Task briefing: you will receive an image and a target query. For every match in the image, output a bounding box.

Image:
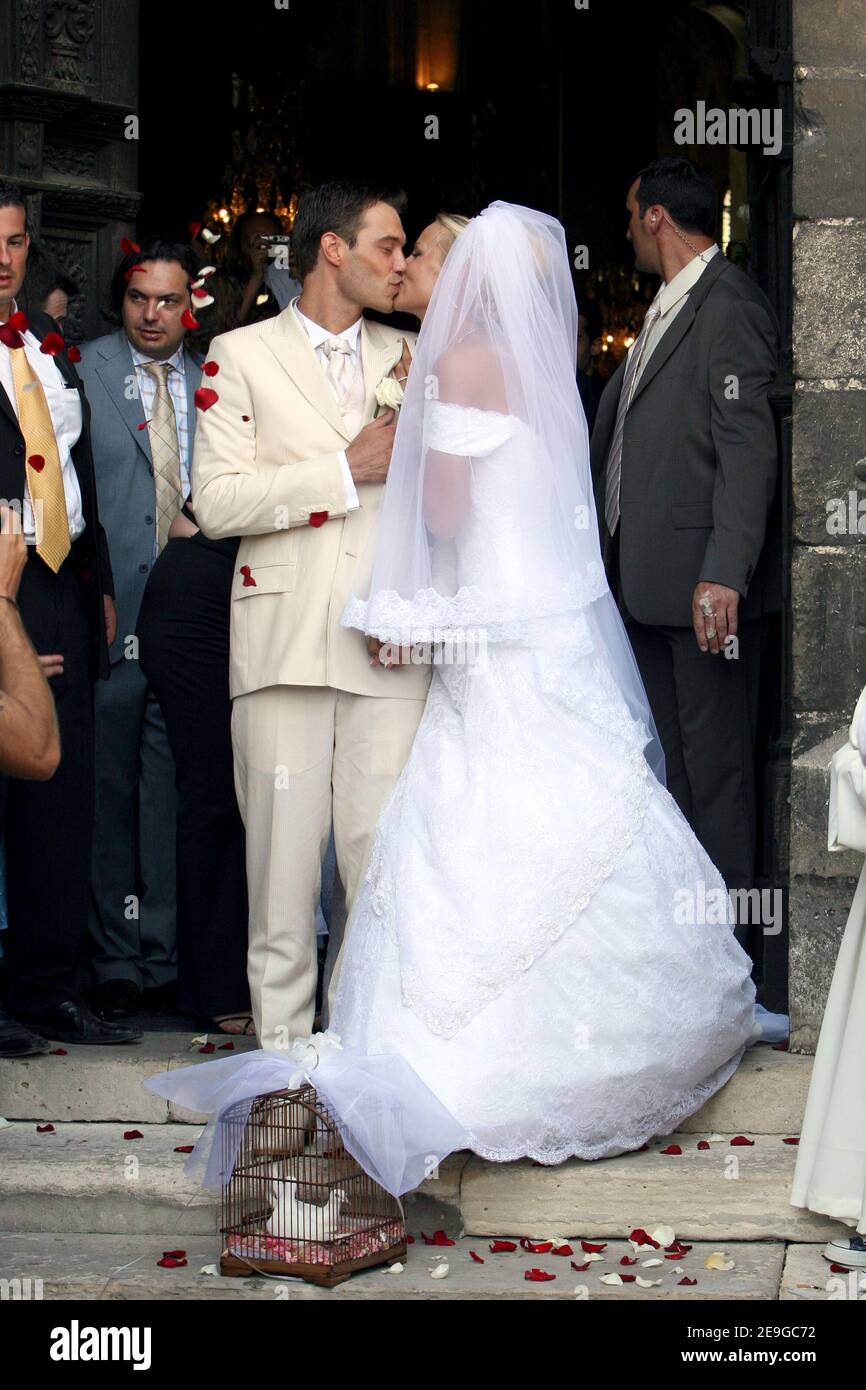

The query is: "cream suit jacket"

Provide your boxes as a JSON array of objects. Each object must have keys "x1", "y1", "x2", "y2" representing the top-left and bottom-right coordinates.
[{"x1": 191, "y1": 300, "x2": 430, "y2": 700}]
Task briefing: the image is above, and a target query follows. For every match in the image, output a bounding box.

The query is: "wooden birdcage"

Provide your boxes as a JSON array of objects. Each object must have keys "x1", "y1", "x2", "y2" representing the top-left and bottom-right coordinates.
[{"x1": 219, "y1": 1083, "x2": 407, "y2": 1287}]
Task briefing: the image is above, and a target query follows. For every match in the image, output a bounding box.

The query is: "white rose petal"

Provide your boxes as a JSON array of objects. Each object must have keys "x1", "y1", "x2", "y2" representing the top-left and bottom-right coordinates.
[
  {"x1": 201, "y1": 228, "x2": 221, "y2": 245},
  {"x1": 199, "y1": 1264, "x2": 220, "y2": 1277},
  {"x1": 0, "y1": 1117, "x2": 10, "y2": 1129},
  {"x1": 630, "y1": 1241, "x2": 658, "y2": 1253},
  {"x1": 706, "y1": 1134, "x2": 726, "y2": 1143},
  {"x1": 636, "y1": 1276, "x2": 662, "y2": 1288},
  {"x1": 431, "y1": 1263, "x2": 449, "y2": 1280},
  {"x1": 641, "y1": 1258, "x2": 664, "y2": 1267},
  {"x1": 192, "y1": 293, "x2": 215, "y2": 310},
  {"x1": 583, "y1": 1251, "x2": 605, "y2": 1262},
  {"x1": 705, "y1": 1251, "x2": 736, "y2": 1271},
  {"x1": 650, "y1": 1225, "x2": 676, "y2": 1249},
  {"x1": 384, "y1": 1262, "x2": 404, "y2": 1274},
  {"x1": 599, "y1": 1273, "x2": 623, "y2": 1285},
  {"x1": 189, "y1": 1034, "x2": 209, "y2": 1048}
]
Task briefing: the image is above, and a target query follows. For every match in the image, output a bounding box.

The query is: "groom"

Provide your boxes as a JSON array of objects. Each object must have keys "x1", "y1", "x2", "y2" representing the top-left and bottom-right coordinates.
[{"x1": 192, "y1": 181, "x2": 430, "y2": 1051}]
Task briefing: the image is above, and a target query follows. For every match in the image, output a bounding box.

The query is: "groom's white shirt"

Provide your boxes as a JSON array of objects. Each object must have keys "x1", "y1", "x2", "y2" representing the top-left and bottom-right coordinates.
[{"x1": 294, "y1": 303, "x2": 361, "y2": 513}]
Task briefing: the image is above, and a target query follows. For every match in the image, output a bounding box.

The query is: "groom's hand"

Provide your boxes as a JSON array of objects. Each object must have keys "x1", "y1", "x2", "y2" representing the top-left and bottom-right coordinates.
[{"x1": 346, "y1": 411, "x2": 396, "y2": 486}]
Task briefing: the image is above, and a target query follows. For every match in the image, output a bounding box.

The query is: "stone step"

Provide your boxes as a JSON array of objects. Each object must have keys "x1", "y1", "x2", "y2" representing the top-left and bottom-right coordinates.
[
  {"x1": 0, "y1": 1232, "x2": 794, "y2": 1300},
  {"x1": 1, "y1": 1119, "x2": 836, "y2": 1245},
  {"x1": 455, "y1": 1136, "x2": 840, "y2": 1243},
  {"x1": 0, "y1": 1034, "x2": 811, "y2": 1130}
]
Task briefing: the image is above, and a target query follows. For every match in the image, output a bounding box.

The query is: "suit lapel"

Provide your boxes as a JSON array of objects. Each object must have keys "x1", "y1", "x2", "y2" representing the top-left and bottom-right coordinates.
[
  {"x1": 265, "y1": 300, "x2": 351, "y2": 442},
  {"x1": 0, "y1": 377, "x2": 17, "y2": 431},
  {"x1": 184, "y1": 347, "x2": 202, "y2": 447},
  {"x1": 629, "y1": 253, "x2": 731, "y2": 407},
  {"x1": 361, "y1": 319, "x2": 403, "y2": 421},
  {"x1": 94, "y1": 332, "x2": 152, "y2": 465}
]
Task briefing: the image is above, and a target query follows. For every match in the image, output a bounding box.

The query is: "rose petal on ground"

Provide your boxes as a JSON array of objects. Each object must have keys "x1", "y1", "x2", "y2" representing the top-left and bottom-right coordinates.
[
  {"x1": 430, "y1": 1263, "x2": 449, "y2": 1279},
  {"x1": 469, "y1": 1250, "x2": 484, "y2": 1264},
  {"x1": 489, "y1": 1240, "x2": 517, "y2": 1253},
  {"x1": 706, "y1": 1134, "x2": 726, "y2": 1143},
  {"x1": 730, "y1": 1136, "x2": 754, "y2": 1146},
  {"x1": 641, "y1": 1258, "x2": 664, "y2": 1267},
  {"x1": 629, "y1": 1228, "x2": 660, "y2": 1248},
  {"x1": 570, "y1": 1261, "x2": 590, "y2": 1272},
  {"x1": 620, "y1": 1256, "x2": 638, "y2": 1266},
  {"x1": 198, "y1": 1042, "x2": 215, "y2": 1053},
  {"x1": 829, "y1": 1263, "x2": 853, "y2": 1273},
  {"x1": 123, "y1": 1130, "x2": 143, "y2": 1140},
  {"x1": 36, "y1": 1124, "x2": 55, "y2": 1133},
  {"x1": 697, "y1": 1140, "x2": 711, "y2": 1150},
  {"x1": 174, "y1": 1145, "x2": 195, "y2": 1153},
  {"x1": 384, "y1": 1262, "x2": 404, "y2": 1274},
  {"x1": 678, "y1": 1277, "x2": 698, "y2": 1286},
  {"x1": 551, "y1": 1245, "x2": 574, "y2": 1256},
  {"x1": 525, "y1": 1269, "x2": 555, "y2": 1282},
  {"x1": 218, "y1": 1041, "x2": 235, "y2": 1050},
  {"x1": 636, "y1": 1276, "x2": 662, "y2": 1288},
  {"x1": 705, "y1": 1252, "x2": 735, "y2": 1271},
  {"x1": 582, "y1": 1252, "x2": 606, "y2": 1263},
  {"x1": 421, "y1": 1230, "x2": 454, "y2": 1246},
  {"x1": 651, "y1": 1226, "x2": 676, "y2": 1248},
  {"x1": 661, "y1": 1144, "x2": 682, "y2": 1155},
  {"x1": 783, "y1": 1137, "x2": 800, "y2": 1145},
  {"x1": 521, "y1": 1238, "x2": 554, "y2": 1254},
  {"x1": 581, "y1": 1240, "x2": 607, "y2": 1252},
  {"x1": 48, "y1": 1048, "x2": 68, "y2": 1056},
  {"x1": 157, "y1": 1257, "x2": 187, "y2": 1268},
  {"x1": 599, "y1": 1273, "x2": 623, "y2": 1285}
]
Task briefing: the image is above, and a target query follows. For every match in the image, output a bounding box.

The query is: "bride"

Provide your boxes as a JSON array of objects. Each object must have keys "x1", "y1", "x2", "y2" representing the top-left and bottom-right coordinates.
[{"x1": 330, "y1": 201, "x2": 762, "y2": 1164}]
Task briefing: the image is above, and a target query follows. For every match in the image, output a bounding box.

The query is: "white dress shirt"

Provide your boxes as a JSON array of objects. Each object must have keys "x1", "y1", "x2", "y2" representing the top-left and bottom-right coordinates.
[
  {"x1": 295, "y1": 304, "x2": 360, "y2": 512},
  {"x1": 632, "y1": 244, "x2": 720, "y2": 389},
  {"x1": 0, "y1": 302, "x2": 85, "y2": 541}
]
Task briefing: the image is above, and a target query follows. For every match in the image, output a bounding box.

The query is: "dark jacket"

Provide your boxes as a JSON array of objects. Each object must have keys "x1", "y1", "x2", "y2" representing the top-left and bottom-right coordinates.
[
  {"x1": 590, "y1": 254, "x2": 781, "y2": 628},
  {"x1": 0, "y1": 309, "x2": 114, "y2": 679}
]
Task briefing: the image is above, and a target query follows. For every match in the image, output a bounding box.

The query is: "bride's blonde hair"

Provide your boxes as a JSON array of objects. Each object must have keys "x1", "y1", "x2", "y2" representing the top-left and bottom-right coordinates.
[{"x1": 434, "y1": 212, "x2": 471, "y2": 260}]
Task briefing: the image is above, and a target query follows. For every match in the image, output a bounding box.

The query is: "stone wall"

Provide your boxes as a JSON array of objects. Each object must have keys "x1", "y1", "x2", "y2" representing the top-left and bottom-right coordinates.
[
  {"x1": 788, "y1": 0, "x2": 866, "y2": 1050},
  {"x1": 0, "y1": 0, "x2": 141, "y2": 340}
]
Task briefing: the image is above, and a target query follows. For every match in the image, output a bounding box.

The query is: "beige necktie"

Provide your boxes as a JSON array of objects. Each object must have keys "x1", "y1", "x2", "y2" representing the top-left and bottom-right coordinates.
[
  {"x1": 603, "y1": 304, "x2": 661, "y2": 536},
  {"x1": 9, "y1": 344, "x2": 71, "y2": 572},
  {"x1": 322, "y1": 337, "x2": 365, "y2": 437},
  {"x1": 143, "y1": 362, "x2": 183, "y2": 553}
]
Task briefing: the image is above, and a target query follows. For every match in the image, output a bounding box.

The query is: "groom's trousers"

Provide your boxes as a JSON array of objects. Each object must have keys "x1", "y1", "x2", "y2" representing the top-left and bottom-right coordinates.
[{"x1": 231, "y1": 683, "x2": 425, "y2": 1051}]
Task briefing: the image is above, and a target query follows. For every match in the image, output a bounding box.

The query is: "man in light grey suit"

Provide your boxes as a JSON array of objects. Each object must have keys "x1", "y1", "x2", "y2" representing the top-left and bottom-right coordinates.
[{"x1": 77, "y1": 237, "x2": 203, "y2": 1018}]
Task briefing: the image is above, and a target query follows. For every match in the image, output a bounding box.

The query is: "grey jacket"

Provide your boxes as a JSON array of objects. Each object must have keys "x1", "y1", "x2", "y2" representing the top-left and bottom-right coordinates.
[
  {"x1": 590, "y1": 254, "x2": 781, "y2": 627},
  {"x1": 76, "y1": 331, "x2": 202, "y2": 663}
]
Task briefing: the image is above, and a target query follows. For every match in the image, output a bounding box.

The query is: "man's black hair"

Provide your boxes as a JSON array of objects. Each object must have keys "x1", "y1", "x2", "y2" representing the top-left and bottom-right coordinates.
[
  {"x1": 291, "y1": 180, "x2": 408, "y2": 282},
  {"x1": 107, "y1": 236, "x2": 201, "y2": 322},
  {"x1": 632, "y1": 157, "x2": 718, "y2": 239}
]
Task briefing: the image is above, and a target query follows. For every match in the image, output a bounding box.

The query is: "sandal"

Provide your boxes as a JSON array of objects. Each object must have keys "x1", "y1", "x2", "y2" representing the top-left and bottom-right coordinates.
[{"x1": 212, "y1": 1013, "x2": 256, "y2": 1036}]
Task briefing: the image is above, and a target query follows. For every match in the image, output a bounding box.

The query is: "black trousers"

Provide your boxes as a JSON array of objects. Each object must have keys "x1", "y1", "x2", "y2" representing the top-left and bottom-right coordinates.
[
  {"x1": 137, "y1": 533, "x2": 250, "y2": 1019},
  {"x1": 0, "y1": 553, "x2": 94, "y2": 1017}
]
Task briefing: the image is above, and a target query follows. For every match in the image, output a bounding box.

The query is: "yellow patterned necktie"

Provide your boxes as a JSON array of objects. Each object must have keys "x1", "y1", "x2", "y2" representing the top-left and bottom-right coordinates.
[
  {"x1": 143, "y1": 361, "x2": 183, "y2": 553},
  {"x1": 9, "y1": 343, "x2": 71, "y2": 572}
]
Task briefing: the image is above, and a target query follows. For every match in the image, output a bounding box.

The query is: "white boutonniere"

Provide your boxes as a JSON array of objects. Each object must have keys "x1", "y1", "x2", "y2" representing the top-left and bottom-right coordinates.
[{"x1": 374, "y1": 374, "x2": 405, "y2": 416}]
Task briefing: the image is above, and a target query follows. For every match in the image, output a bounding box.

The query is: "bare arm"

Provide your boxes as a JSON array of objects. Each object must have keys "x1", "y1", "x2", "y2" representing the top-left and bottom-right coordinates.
[{"x1": 0, "y1": 516, "x2": 61, "y2": 780}]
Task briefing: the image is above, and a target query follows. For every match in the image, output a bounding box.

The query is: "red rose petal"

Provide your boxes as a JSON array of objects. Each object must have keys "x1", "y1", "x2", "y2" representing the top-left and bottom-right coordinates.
[
  {"x1": 121, "y1": 237, "x2": 141, "y2": 255},
  {"x1": 551, "y1": 1245, "x2": 574, "y2": 1257},
  {"x1": 0, "y1": 325, "x2": 24, "y2": 349},
  {"x1": 661, "y1": 1144, "x2": 683, "y2": 1155},
  {"x1": 198, "y1": 1042, "x2": 215, "y2": 1053},
  {"x1": 697, "y1": 1140, "x2": 711, "y2": 1150},
  {"x1": 628, "y1": 1228, "x2": 660, "y2": 1248},
  {"x1": 9, "y1": 309, "x2": 29, "y2": 332},
  {"x1": 194, "y1": 387, "x2": 219, "y2": 412},
  {"x1": 202, "y1": 360, "x2": 220, "y2": 376},
  {"x1": 469, "y1": 1250, "x2": 484, "y2": 1264},
  {"x1": 783, "y1": 1137, "x2": 800, "y2": 1145},
  {"x1": 137, "y1": 421, "x2": 150, "y2": 431},
  {"x1": 581, "y1": 1240, "x2": 607, "y2": 1253},
  {"x1": 520, "y1": 1238, "x2": 554, "y2": 1254},
  {"x1": 241, "y1": 415, "x2": 251, "y2": 422},
  {"x1": 174, "y1": 1145, "x2": 195, "y2": 1154},
  {"x1": 489, "y1": 1240, "x2": 517, "y2": 1253},
  {"x1": 570, "y1": 1261, "x2": 590, "y2": 1272},
  {"x1": 666, "y1": 1241, "x2": 693, "y2": 1254},
  {"x1": 123, "y1": 1130, "x2": 143, "y2": 1140},
  {"x1": 636, "y1": 1143, "x2": 650, "y2": 1152},
  {"x1": 620, "y1": 1256, "x2": 638, "y2": 1265},
  {"x1": 163, "y1": 1249, "x2": 186, "y2": 1260},
  {"x1": 192, "y1": 286, "x2": 210, "y2": 299},
  {"x1": 218, "y1": 1041, "x2": 235, "y2": 1050},
  {"x1": 40, "y1": 331, "x2": 65, "y2": 356},
  {"x1": 181, "y1": 309, "x2": 200, "y2": 330},
  {"x1": 240, "y1": 565, "x2": 256, "y2": 588},
  {"x1": 188, "y1": 222, "x2": 203, "y2": 239},
  {"x1": 124, "y1": 266, "x2": 147, "y2": 282},
  {"x1": 28, "y1": 455, "x2": 45, "y2": 472},
  {"x1": 730, "y1": 1136, "x2": 754, "y2": 1146},
  {"x1": 524, "y1": 1268, "x2": 555, "y2": 1282},
  {"x1": 405, "y1": 1235, "x2": 415, "y2": 1244},
  {"x1": 49, "y1": 1048, "x2": 68, "y2": 1056},
  {"x1": 772, "y1": 1040, "x2": 789, "y2": 1051},
  {"x1": 665, "y1": 1251, "x2": 686, "y2": 1260},
  {"x1": 157, "y1": 1257, "x2": 188, "y2": 1268},
  {"x1": 620, "y1": 1274, "x2": 636, "y2": 1282},
  {"x1": 829, "y1": 1263, "x2": 853, "y2": 1273},
  {"x1": 678, "y1": 1276, "x2": 698, "y2": 1285},
  {"x1": 36, "y1": 1124, "x2": 55, "y2": 1133},
  {"x1": 420, "y1": 1230, "x2": 454, "y2": 1247},
  {"x1": 309, "y1": 510, "x2": 329, "y2": 527},
  {"x1": 66, "y1": 345, "x2": 82, "y2": 363}
]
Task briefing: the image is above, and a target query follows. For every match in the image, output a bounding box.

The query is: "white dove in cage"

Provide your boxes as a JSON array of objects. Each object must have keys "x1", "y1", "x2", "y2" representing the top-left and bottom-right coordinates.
[{"x1": 266, "y1": 1178, "x2": 350, "y2": 1241}]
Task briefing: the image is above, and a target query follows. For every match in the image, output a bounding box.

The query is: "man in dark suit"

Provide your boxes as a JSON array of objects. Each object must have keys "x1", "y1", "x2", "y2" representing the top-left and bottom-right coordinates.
[
  {"x1": 591, "y1": 157, "x2": 780, "y2": 955},
  {"x1": 77, "y1": 238, "x2": 203, "y2": 1021},
  {"x1": 0, "y1": 181, "x2": 141, "y2": 1046}
]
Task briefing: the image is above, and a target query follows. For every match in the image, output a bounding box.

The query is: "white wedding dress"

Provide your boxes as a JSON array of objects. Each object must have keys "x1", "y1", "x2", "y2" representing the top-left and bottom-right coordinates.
[{"x1": 332, "y1": 400, "x2": 761, "y2": 1164}]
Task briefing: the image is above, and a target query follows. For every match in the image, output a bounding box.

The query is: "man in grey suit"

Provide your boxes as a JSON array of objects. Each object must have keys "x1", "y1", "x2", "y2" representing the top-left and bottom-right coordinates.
[
  {"x1": 77, "y1": 237, "x2": 203, "y2": 1017},
  {"x1": 591, "y1": 157, "x2": 780, "y2": 957}
]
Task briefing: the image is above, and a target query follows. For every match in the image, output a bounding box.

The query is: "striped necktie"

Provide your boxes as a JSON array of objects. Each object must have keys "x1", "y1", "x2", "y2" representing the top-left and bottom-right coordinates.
[
  {"x1": 9, "y1": 343, "x2": 71, "y2": 572},
  {"x1": 143, "y1": 362, "x2": 183, "y2": 553},
  {"x1": 603, "y1": 304, "x2": 661, "y2": 536}
]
